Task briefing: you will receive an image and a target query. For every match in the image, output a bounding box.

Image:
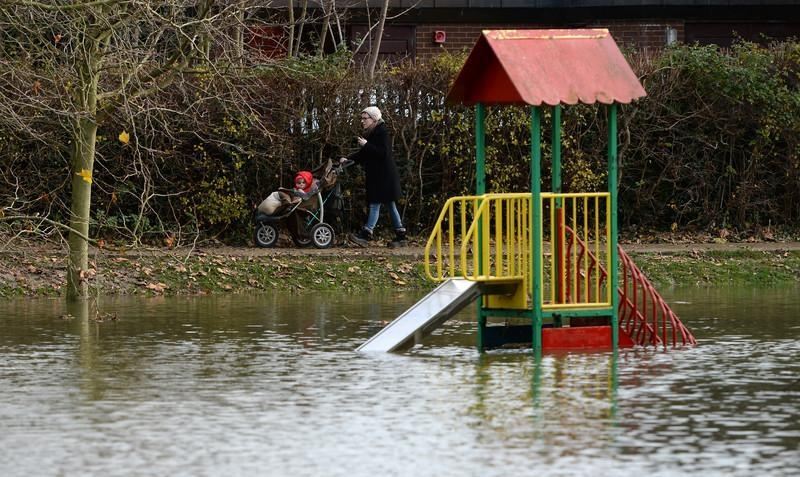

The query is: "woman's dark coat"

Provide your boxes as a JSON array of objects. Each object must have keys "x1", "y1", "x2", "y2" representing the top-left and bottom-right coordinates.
[{"x1": 348, "y1": 122, "x2": 401, "y2": 203}]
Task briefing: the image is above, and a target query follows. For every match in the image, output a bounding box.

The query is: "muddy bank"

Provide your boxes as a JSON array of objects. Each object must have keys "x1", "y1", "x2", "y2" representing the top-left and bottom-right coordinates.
[{"x1": 1, "y1": 240, "x2": 799, "y2": 298}]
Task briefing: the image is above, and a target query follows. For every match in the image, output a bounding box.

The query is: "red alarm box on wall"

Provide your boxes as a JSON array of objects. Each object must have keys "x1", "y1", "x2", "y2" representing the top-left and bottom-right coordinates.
[{"x1": 433, "y1": 30, "x2": 446, "y2": 44}]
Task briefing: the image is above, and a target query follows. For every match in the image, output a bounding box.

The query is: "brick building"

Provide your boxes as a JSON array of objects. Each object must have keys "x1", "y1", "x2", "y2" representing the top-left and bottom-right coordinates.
[{"x1": 342, "y1": 0, "x2": 800, "y2": 61}]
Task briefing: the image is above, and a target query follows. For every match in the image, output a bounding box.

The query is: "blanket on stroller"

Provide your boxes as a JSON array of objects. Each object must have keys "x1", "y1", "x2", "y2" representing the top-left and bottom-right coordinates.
[{"x1": 257, "y1": 159, "x2": 339, "y2": 216}]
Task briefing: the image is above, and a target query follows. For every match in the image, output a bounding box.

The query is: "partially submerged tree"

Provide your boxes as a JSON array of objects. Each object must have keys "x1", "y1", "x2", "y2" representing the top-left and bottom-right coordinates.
[
  {"x1": 0, "y1": 0, "x2": 277, "y2": 300},
  {"x1": 0, "y1": 0, "x2": 424, "y2": 303}
]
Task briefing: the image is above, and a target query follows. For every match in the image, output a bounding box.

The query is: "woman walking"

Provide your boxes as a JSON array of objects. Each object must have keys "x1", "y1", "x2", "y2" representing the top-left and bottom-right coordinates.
[{"x1": 341, "y1": 106, "x2": 407, "y2": 248}]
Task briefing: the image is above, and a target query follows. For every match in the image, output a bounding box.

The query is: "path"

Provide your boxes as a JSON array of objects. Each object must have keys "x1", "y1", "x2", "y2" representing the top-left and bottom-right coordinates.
[{"x1": 176, "y1": 240, "x2": 800, "y2": 259}]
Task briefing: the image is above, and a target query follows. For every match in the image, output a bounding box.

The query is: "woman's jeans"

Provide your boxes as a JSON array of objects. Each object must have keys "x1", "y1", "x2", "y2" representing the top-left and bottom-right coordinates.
[{"x1": 364, "y1": 202, "x2": 404, "y2": 232}]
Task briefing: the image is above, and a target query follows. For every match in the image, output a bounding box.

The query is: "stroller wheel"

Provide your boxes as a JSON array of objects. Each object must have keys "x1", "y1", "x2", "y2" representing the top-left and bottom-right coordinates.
[
  {"x1": 311, "y1": 223, "x2": 335, "y2": 249},
  {"x1": 254, "y1": 223, "x2": 278, "y2": 248}
]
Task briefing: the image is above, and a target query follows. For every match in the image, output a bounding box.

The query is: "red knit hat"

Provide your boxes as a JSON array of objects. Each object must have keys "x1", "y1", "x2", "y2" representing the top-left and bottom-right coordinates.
[{"x1": 294, "y1": 171, "x2": 314, "y2": 193}]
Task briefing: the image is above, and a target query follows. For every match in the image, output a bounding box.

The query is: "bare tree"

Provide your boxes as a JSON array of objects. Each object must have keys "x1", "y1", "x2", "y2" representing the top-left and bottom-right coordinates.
[
  {"x1": 317, "y1": 0, "x2": 332, "y2": 56},
  {"x1": 293, "y1": 0, "x2": 309, "y2": 57},
  {"x1": 367, "y1": 0, "x2": 389, "y2": 80},
  {"x1": 350, "y1": 1, "x2": 419, "y2": 76},
  {"x1": 0, "y1": 0, "x2": 275, "y2": 300}
]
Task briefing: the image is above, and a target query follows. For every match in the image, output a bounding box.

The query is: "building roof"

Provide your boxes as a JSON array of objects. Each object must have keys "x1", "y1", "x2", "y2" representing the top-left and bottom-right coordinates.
[{"x1": 446, "y1": 29, "x2": 647, "y2": 106}]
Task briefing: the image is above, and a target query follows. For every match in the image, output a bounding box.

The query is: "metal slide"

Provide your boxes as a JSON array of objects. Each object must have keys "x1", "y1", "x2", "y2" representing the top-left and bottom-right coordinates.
[{"x1": 356, "y1": 278, "x2": 482, "y2": 352}]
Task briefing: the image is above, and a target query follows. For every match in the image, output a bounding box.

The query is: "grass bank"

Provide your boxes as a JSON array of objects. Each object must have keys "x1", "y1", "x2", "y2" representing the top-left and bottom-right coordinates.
[
  {"x1": 629, "y1": 249, "x2": 800, "y2": 288},
  {"x1": 0, "y1": 245, "x2": 798, "y2": 299}
]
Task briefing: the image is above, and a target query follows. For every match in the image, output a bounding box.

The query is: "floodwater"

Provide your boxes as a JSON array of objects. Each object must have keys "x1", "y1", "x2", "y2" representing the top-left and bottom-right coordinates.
[{"x1": 0, "y1": 286, "x2": 798, "y2": 477}]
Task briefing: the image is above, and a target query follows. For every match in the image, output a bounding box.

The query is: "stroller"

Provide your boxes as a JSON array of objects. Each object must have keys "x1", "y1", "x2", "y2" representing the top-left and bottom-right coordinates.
[{"x1": 253, "y1": 159, "x2": 352, "y2": 248}]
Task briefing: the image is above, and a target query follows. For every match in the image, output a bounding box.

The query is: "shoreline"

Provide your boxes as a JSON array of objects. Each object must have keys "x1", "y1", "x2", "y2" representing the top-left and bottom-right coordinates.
[{"x1": 1, "y1": 240, "x2": 799, "y2": 298}]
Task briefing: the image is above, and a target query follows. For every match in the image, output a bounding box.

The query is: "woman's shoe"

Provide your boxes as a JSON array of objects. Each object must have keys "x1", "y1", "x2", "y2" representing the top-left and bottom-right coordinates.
[
  {"x1": 348, "y1": 228, "x2": 373, "y2": 247},
  {"x1": 387, "y1": 229, "x2": 408, "y2": 248}
]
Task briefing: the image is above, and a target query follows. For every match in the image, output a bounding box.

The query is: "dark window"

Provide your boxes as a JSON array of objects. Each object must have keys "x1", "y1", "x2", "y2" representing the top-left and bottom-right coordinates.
[{"x1": 349, "y1": 25, "x2": 416, "y2": 64}]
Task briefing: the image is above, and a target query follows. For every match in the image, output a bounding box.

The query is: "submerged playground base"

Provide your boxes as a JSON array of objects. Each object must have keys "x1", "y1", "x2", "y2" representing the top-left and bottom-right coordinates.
[{"x1": 356, "y1": 278, "x2": 639, "y2": 353}]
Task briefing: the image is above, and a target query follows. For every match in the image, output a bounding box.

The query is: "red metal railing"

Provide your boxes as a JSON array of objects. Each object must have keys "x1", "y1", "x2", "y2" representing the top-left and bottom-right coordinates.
[
  {"x1": 564, "y1": 226, "x2": 696, "y2": 348},
  {"x1": 617, "y1": 249, "x2": 697, "y2": 347}
]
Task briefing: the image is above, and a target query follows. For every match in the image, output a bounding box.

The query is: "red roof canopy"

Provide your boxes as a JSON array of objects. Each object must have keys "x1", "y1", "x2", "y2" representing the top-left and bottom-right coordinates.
[{"x1": 446, "y1": 29, "x2": 646, "y2": 106}]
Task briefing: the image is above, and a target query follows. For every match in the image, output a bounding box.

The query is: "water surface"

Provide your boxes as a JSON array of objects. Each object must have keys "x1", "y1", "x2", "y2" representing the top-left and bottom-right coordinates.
[{"x1": 0, "y1": 286, "x2": 798, "y2": 476}]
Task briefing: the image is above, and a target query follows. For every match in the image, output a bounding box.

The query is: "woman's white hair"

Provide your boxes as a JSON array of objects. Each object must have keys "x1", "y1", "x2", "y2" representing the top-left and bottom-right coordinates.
[{"x1": 362, "y1": 106, "x2": 382, "y2": 122}]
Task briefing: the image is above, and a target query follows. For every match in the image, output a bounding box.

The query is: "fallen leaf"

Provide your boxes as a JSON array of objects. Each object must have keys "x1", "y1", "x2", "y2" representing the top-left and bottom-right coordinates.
[
  {"x1": 145, "y1": 282, "x2": 168, "y2": 293},
  {"x1": 216, "y1": 267, "x2": 235, "y2": 276}
]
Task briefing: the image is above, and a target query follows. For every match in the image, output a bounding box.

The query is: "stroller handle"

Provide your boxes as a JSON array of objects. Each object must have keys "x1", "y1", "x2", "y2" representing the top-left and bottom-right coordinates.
[{"x1": 336, "y1": 159, "x2": 355, "y2": 173}]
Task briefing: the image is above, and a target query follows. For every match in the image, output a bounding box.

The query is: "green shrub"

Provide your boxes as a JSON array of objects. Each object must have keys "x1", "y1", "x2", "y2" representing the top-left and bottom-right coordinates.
[{"x1": 2, "y1": 41, "x2": 799, "y2": 244}]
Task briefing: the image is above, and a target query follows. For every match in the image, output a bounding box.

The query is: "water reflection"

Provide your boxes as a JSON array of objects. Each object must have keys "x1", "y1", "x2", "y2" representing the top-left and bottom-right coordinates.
[{"x1": 0, "y1": 286, "x2": 798, "y2": 476}]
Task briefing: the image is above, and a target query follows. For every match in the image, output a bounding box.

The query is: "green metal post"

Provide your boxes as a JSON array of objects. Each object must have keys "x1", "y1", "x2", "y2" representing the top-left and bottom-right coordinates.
[
  {"x1": 551, "y1": 105, "x2": 562, "y2": 194},
  {"x1": 531, "y1": 106, "x2": 543, "y2": 354},
  {"x1": 551, "y1": 105, "x2": 563, "y2": 319},
  {"x1": 475, "y1": 103, "x2": 486, "y2": 352},
  {"x1": 608, "y1": 104, "x2": 619, "y2": 350},
  {"x1": 476, "y1": 103, "x2": 486, "y2": 195}
]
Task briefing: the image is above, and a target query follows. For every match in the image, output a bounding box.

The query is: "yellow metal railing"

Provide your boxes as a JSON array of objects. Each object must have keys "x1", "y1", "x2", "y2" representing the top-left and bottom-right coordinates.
[
  {"x1": 541, "y1": 192, "x2": 611, "y2": 310},
  {"x1": 424, "y1": 193, "x2": 531, "y2": 284},
  {"x1": 424, "y1": 192, "x2": 611, "y2": 310}
]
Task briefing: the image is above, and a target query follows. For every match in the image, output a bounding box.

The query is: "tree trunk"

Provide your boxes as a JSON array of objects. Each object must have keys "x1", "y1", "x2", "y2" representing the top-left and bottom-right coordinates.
[
  {"x1": 318, "y1": 0, "x2": 331, "y2": 57},
  {"x1": 294, "y1": 0, "x2": 308, "y2": 57},
  {"x1": 234, "y1": 9, "x2": 245, "y2": 64},
  {"x1": 367, "y1": 0, "x2": 390, "y2": 80},
  {"x1": 287, "y1": 0, "x2": 295, "y2": 58},
  {"x1": 331, "y1": 0, "x2": 343, "y2": 48},
  {"x1": 66, "y1": 68, "x2": 99, "y2": 301}
]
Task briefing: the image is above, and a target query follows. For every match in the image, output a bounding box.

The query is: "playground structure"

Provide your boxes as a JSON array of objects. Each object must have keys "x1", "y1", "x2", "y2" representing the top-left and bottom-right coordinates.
[{"x1": 358, "y1": 29, "x2": 696, "y2": 354}]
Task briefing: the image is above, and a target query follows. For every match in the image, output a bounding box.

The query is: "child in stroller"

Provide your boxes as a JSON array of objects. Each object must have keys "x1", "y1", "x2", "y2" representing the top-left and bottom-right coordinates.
[
  {"x1": 257, "y1": 170, "x2": 318, "y2": 215},
  {"x1": 253, "y1": 159, "x2": 348, "y2": 248}
]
